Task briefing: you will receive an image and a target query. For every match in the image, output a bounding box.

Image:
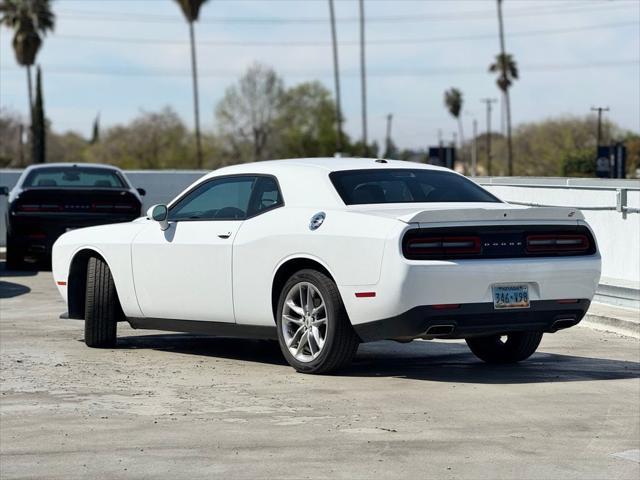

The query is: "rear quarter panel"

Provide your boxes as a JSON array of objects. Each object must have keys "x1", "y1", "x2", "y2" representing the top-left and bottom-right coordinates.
[{"x1": 232, "y1": 207, "x2": 400, "y2": 326}]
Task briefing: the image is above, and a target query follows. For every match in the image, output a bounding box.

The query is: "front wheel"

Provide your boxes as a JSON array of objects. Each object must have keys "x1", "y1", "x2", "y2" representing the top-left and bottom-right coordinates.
[
  {"x1": 276, "y1": 269, "x2": 359, "y2": 374},
  {"x1": 84, "y1": 257, "x2": 122, "y2": 347},
  {"x1": 466, "y1": 331, "x2": 543, "y2": 364}
]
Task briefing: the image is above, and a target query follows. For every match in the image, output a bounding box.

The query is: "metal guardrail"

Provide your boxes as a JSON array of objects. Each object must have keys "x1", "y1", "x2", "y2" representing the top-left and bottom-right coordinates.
[{"x1": 478, "y1": 182, "x2": 640, "y2": 217}]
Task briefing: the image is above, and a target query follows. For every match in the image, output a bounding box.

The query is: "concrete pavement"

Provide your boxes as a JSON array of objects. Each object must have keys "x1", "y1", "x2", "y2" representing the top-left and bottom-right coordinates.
[{"x1": 1, "y1": 265, "x2": 639, "y2": 479}]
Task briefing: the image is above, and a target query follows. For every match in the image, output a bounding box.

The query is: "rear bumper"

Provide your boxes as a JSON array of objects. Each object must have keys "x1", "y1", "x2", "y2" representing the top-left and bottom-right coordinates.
[{"x1": 353, "y1": 299, "x2": 590, "y2": 342}]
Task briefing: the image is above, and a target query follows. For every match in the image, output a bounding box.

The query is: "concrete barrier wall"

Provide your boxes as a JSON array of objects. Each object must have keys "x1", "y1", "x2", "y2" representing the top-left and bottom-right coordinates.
[
  {"x1": 476, "y1": 177, "x2": 640, "y2": 287},
  {"x1": 1, "y1": 169, "x2": 638, "y2": 288}
]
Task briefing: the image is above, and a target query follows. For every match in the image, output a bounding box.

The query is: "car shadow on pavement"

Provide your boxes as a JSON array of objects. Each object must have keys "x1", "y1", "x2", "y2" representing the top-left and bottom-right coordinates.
[
  {"x1": 0, "y1": 280, "x2": 31, "y2": 299},
  {"x1": 114, "y1": 334, "x2": 640, "y2": 384},
  {"x1": 115, "y1": 333, "x2": 288, "y2": 366},
  {"x1": 344, "y1": 340, "x2": 640, "y2": 384},
  {"x1": 0, "y1": 261, "x2": 38, "y2": 277}
]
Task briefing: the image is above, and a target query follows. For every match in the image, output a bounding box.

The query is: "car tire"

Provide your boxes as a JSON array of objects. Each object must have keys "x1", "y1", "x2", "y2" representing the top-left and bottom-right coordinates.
[
  {"x1": 466, "y1": 331, "x2": 543, "y2": 364},
  {"x1": 276, "y1": 269, "x2": 359, "y2": 374},
  {"x1": 5, "y1": 236, "x2": 25, "y2": 270},
  {"x1": 84, "y1": 257, "x2": 121, "y2": 348}
]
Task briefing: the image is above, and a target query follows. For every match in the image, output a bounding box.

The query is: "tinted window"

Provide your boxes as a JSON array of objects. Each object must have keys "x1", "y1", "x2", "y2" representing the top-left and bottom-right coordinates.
[
  {"x1": 23, "y1": 167, "x2": 125, "y2": 188},
  {"x1": 169, "y1": 176, "x2": 256, "y2": 221},
  {"x1": 247, "y1": 176, "x2": 283, "y2": 217},
  {"x1": 330, "y1": 169, "x2": 500, "y2": 205}
]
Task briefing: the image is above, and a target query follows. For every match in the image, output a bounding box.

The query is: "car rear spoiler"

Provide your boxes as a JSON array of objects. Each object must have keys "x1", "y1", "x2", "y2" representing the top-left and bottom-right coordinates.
[{"x1": 399, "y1": 206, "x2": 584, "y2": 225}]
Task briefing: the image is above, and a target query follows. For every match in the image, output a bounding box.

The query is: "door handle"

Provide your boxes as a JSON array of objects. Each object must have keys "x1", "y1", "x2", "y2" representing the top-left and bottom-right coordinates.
[{"x1": 218, "y1": 232, "x2": 232, "y2": 239}]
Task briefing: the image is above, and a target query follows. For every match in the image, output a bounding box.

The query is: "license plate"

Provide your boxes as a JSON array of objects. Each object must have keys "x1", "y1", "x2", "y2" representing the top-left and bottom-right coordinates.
[{"x1": 492, "y1": 284, "x2": 529, "y2": 309}]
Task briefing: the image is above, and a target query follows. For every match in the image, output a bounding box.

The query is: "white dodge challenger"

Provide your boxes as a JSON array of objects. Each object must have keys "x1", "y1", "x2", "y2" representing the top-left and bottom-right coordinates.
[{"x1": 52, "y1": 158, "x2": 601, "y2": 373}]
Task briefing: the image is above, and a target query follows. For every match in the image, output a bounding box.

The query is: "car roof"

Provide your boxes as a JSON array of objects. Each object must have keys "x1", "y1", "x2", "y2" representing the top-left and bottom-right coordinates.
[{"x1": 208, "y1": 157, "x2": 451, "y2": 177}]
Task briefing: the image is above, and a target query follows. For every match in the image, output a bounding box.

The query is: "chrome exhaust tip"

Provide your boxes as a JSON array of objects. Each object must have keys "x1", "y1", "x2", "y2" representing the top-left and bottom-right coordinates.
[{"x1": 425, "y1": 324, "x2": 455, "y2": 336}]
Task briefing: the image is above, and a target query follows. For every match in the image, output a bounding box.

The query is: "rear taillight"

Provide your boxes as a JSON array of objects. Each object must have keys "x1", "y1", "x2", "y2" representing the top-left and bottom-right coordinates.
[
  {"x1": 406, "y1": 236, "x2": 481, "y2": 256},
  {"x1": 526, "y1": 234, "x2": 589, "y2": 253},
  {"x1": 17, "y1": 203, "x2": 62, "y2": 212},
  {"x1": 91, "y1": 203, "x2": 136, "y2": 212}
]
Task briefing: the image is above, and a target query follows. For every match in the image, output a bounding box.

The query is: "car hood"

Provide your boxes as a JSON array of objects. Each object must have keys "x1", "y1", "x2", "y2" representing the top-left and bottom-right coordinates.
[{"x1": 348, "y1": 202, "x2": 584, "y2": 225}]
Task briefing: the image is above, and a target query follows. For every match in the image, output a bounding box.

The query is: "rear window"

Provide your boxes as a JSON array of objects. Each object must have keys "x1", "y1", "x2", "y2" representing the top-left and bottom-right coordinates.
[
  {"x1": 23, "y1": 167, "x2": 126, "y2": 189},
  {"x1": 329, "y1": 169, "x2": 500, "y2": 205}
]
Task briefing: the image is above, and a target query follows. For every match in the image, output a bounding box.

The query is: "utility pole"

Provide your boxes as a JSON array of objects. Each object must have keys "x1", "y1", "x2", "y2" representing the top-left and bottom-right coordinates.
[
  {"x1": 472, "y1": 118, "x2": 478, "y2": 177},
  {"x1": 359, "y1": 0, "x2": 368, "y2": 156},
  {"x1": 591, "y1": 106, "x2": 610, "y2": 146},
  {"x1": 18, "y1": 124, "x2": 24, "y2": 167},
  {"x1": 328, "y1": 0, "x2": 343, "y2": 154},
  {"x1": 384, "y1": 113, "x2": 393, "y2": 158},
  {"x1": 481, "y1": 98, "x2": 498, "y2": 176}
]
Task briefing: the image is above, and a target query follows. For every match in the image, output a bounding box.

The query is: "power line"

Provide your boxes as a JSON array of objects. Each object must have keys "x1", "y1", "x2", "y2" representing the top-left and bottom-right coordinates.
[
  {"x1": 49, "y1": 21, "x2": 638, "y2": 48},
  {"x1": 3, "y1": 60, "x2": 636, "y2": 79},
  {"x1": 52, "y1": 2, "x2": 634, "y2": 25}
]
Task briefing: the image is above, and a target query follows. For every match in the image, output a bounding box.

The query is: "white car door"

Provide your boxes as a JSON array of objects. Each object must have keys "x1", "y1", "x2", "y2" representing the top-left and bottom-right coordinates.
[{"x1": 131, "y1": 175, "x2": 258, "y2": 322}]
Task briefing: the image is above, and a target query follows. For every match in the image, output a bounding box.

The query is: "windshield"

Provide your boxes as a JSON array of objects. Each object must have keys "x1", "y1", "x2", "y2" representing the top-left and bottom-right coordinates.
[
  {"x1": 329, "y1": 169, "x2": 500, "y2": 205},
  {"x1": 23, "y1": 167, "x2": 126, "y2": 189}
]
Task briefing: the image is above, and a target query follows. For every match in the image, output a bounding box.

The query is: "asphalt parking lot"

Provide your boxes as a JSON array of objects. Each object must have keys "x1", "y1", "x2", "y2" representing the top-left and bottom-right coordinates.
[{"x1": 1, "y1": 264, "x2": 639, "y2": 479}]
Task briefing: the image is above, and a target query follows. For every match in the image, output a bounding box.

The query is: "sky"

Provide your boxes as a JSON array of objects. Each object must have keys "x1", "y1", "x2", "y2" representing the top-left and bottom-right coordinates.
[{"x1": 0, "y1": 0, "x2": 639, "y2": 151}]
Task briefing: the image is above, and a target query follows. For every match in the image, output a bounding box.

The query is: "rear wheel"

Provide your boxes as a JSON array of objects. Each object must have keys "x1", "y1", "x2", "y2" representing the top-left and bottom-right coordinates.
[
  {"x1": 276, "y1": 269, "x2": 359, "y2": 374},
  {"x1": 84, "y1": 257, "x2": 122, "y2": 348},
  {"x1": 466, "y1": 331, "x2": 543, "y2": 364}
]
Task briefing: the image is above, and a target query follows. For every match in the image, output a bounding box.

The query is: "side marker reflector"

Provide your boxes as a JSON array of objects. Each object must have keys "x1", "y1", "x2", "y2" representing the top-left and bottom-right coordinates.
[
  {"x1": 355, "y1": 292, "x2": 376, "y2": 298},
  {"x1": 56, "y1": 281, "x2": 67, "y2": 286}
]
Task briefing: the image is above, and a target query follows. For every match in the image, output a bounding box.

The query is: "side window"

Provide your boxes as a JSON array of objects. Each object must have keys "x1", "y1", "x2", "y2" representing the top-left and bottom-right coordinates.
[
  {"x1": 169, "y1": 176, "x2": 257, "y2": 221},
  {"x1": 247, "y1": 176, "x2": 284, "y2": 217}
]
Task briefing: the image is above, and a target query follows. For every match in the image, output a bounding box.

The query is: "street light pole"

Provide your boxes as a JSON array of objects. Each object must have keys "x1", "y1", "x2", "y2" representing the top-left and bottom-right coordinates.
[
  {"x1": 359, "y1": 0, "x2": 368, "y2": 156},
  {"x1": 328, "y1": 0, "x2": 343, "y2": 154}
]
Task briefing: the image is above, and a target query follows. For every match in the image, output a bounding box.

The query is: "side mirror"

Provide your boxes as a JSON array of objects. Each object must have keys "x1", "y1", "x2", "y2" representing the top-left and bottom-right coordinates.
[
  {"x1": 0, "y1": 186, "x2": 8, "y2": 196},
  {"x1": 137, "y1": 187, "x2": 146, "y2": 196},
  {"x1": 147, "y1": 204, "x2": 169, "y2": 231}
]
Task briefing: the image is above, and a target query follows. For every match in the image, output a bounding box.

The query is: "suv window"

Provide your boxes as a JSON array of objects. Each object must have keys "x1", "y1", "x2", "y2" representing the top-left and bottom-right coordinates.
[
  {"x1": 169, "y1": 176, "x2": 257, "y2": 221},
  {"x1": 329, "y1": 169, "x2": 500, "y2": 205}
]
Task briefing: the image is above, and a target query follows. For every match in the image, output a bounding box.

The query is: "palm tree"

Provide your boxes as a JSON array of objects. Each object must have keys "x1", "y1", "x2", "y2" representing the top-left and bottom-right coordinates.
[
  {"x1": 491, "y1": 0, "x2": 517, "y2": 175},
  {"x1": 444, "y1": 87, "x2": 465, "y2": 166},
  {"x1": 0, "y1": 0, "x2": 55, "y2": 119},
  {"x1": 174, "y1": 0, "x2": 210, "y2": 169}
]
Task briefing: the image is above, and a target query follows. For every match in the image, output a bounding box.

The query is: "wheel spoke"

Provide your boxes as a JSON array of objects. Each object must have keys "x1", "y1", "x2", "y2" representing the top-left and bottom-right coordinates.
[
  {"x1": 311, "y1": 326, "x2": 325, "y2": 349},
  {"x1": 311, "y1": 304, "x2": 325, "y2": 317},
  {"x1": 294, "y1": 331, "x2": 309, "y2": 356},
  {"x1": 308, "y1": 331, "x2": 315, "y2": 356},
  {"x1": 311, "y1": 316, "x2": 326, "y2": 326},
  {"x1": 286, "y1": 325, "x2": 305, "y2": 348},
  {"x1": 299, "y1": 286, "x2": 306, "y2": 314},
  {"x1": 283, "y1": 314, "x2": 303, "y2": 325},
  {"x1": 306, "y1": 285, "x2": 312, "y2": 314},
  {"x1": 285, "y1": 299, "x2": 304, "y2": 316}
]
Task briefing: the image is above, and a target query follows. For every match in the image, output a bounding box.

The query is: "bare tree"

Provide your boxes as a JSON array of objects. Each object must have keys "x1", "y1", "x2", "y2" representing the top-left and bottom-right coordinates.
[{"x1": 215, "y1": 64, "x2": 284, "y2": 162}]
